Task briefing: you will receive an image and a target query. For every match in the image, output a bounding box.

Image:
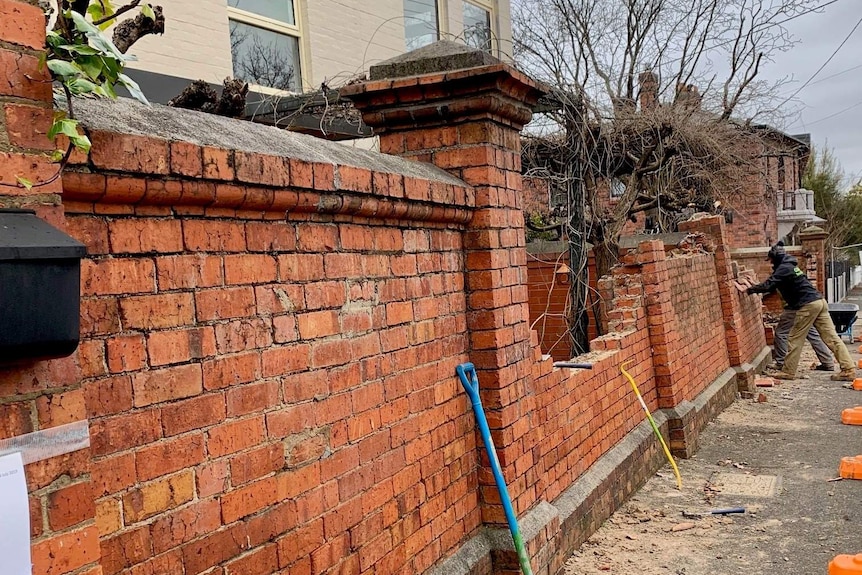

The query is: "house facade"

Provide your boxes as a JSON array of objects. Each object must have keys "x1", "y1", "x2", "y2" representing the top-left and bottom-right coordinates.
[{"x1": 119, "y1": 0, "x2": 513, "y2": 105}]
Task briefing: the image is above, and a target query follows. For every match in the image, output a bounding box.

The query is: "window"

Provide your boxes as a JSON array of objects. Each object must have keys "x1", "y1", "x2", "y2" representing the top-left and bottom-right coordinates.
[
  {"x1": 610, "y1": 179, "x2": 625, "y2": 199},
  {"x1": 404, "y1": 0, "x2": 440, "y2": 50},
  {"x1": 462, "y1": 1, "x2": 492, "y2": 52},
  {"x1": 228, "y1": 0, "x2": 303, "y2": 93}
]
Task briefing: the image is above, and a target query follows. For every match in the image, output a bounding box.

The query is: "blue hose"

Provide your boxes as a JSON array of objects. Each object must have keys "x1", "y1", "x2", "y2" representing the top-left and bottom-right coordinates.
[{"x1": 456, "y1": 362, "x2": 533, "y2": 575}]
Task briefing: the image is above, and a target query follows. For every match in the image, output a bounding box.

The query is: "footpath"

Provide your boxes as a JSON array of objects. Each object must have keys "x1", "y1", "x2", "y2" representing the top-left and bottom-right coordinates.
[{"x1": 565, "y1": 289, "x2": 862, "y2": 575}]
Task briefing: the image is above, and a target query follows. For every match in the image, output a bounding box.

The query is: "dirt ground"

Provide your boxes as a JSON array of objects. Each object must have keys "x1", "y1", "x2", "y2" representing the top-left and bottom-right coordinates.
[{"x1": 564, "y1": 344, "x2": 862, "y2": 575}]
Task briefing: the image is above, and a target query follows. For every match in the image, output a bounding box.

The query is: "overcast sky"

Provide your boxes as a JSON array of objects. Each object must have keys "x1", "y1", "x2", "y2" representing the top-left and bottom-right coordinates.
[{"x1": 766, "y1": 0, "x2": 862, "y2": 186}]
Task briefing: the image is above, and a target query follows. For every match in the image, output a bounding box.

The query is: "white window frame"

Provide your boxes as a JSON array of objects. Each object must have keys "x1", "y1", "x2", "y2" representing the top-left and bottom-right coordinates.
[
  {"x1": 404, "y1": 0, "x2": 445, "y2": 50},
  {"x1": 227, "y1": 1, "x2": 310, "y2": 94},
  {"x1": 461, "y1": 0, "x2": 497, "y2": 53}
]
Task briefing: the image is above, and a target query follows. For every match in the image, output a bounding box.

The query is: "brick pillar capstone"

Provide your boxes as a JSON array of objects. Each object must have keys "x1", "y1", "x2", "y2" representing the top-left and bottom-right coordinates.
[
  {"x1": 342, "y1": 41, "x2": 546, "y2": 526},
  {"x1": 0, "y1": 3, "x2": 99, "y2": 574},
  {"x1": 799, "y1": 225, "x2": 827, "y2": 293}
]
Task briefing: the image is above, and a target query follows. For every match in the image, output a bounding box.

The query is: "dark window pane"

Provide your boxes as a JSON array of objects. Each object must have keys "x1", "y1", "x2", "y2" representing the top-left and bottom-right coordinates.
[
  {"x1": 404, "y1": 0, "x2": 439, "y2": 50},
  {"x1": 463, "y1": 2, "x2": 491, "y2": 51},
  {"x1": 230, "y1": 20, "x2": 302, "y2": 91},
  {"x1": 228, "y1": 0, "x2": 295, "y2": 25}
]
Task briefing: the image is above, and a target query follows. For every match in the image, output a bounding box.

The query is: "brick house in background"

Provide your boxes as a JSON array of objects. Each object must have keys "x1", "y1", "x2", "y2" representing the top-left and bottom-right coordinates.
[{"x1": 115, "y1": 0, "x2": 512, "y2": 137}]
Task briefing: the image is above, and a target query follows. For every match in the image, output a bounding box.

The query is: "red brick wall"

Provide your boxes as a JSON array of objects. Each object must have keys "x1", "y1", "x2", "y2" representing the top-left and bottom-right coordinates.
[{"x1": 57, "y1": 127, "x2": 480, "y2": 575}]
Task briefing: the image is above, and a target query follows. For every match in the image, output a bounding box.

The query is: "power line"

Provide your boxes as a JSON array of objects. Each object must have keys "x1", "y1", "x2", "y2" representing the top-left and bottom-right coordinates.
[
  {"x1": 796, "y1": 98, "x2": 862, "y2": 128},
  {"x1": 776, "y1": 12, "x2": 862, "y2": 108}
]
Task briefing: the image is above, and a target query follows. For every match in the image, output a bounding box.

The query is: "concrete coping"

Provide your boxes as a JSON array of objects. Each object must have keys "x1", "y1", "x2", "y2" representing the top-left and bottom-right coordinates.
[{"x1": 64, "y1": 94, "x2": 467, "y2": 188}]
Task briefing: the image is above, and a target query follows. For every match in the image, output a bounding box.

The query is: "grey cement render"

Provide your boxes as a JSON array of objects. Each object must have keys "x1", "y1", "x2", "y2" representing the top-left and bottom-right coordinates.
[
  {"x1": 369, "y1": 40, "x2": 501, "y2": 80},
  {"x1": 64, "y1": 94, "x2": 466, "y2": 188}
]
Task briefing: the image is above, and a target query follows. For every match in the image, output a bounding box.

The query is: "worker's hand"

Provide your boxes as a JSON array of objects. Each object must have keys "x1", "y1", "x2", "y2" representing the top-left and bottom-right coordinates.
[{"x1": 733, "y1": 281, "x2": 748, "y2": 292}]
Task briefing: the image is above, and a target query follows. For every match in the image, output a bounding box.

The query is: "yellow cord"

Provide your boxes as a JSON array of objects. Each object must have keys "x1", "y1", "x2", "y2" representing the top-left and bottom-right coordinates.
[{"x1": 621, "y1": 361, "x2": 683, "y2": 490}]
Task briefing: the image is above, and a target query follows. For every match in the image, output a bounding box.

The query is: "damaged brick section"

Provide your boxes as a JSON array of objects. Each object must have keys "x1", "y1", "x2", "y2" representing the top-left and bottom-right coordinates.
[{"x1": 0, "y1": 17, "x2": 773, "y2": 575}]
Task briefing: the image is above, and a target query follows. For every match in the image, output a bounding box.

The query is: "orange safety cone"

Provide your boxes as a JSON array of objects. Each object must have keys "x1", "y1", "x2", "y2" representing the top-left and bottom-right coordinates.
[
  {"x1": 854, "y1": 379, "x2": 862, "y2": 391},
  {"x1": 839, "y1": 456, "x2": 862, "y2": 480},
  {"x1": 858, "y1": 345, "x2": 862, "y2": 353},
  {"x1": 858, "y1": 358, "x2": 862, "y2": 369},
  {"x1": 829, "y1": 553, "x2": 862, "y2": 574},
  {"x1": 842, "y1": 407, "x2": 862, "y2": 425}
]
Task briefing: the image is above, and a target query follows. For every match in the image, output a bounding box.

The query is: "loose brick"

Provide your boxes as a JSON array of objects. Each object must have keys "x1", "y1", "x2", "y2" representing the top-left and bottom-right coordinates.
[
  {"x1": 122, "y1": 470, "x2": 195, "y2": 523},
  {"x1": 119, "y1": 293, "x2": 194, "y2": 330},
  {"x1": 136, "y1": 433, "x2": 206, "y2": 482},
  {"x1": 208, "y1": 416, "x2": 266, "y2": 457},
  {"x1": 132, "y1": 363, "x2": 203, "y2": 407},
  {"x1": 161, "y1": 393, "x2": 226, "y2": 436}
]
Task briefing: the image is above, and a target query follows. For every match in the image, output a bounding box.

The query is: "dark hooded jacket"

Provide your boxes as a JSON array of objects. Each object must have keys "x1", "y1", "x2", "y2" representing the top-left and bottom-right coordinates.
[{"x1": 746, "y1": 253, "x2": 822, "y2": 309}]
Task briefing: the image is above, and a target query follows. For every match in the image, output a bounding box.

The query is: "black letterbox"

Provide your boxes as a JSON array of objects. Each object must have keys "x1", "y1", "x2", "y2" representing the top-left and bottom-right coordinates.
[{"x1": 0, "y1": 209, "x2": 87, "y2": 363}]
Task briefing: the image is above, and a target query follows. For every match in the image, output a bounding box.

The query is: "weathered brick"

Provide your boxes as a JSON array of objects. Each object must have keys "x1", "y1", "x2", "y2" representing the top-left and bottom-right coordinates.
[
  {"x1": 31, "y1": 526, "x2": 100, "y2": 575},
  {"x1": 119, "y1": 293, "x2": 195, "y2": 330},
  {"x1": 46, "y1": 481, "x2": 95, "y2": 531},
  {"x1": 90, "y1": 132, "x2": 169, "y2": 174},
  {"x1": 208, "y1": 416, "x2": 266, "y2": 457},
  {"x1": 226, "y1": 380, "x2": 280, "y2": 417},
  {"x1": 90, "y1": 409, "x2": 162, "y2": 457},
  {"x1": 156, "y1": 254, "x2": 224, "y2": 289},
  {"x1": 196, "y1": 286, "x2": 256, "y2": 321},
  {"x1": 147, "y1": 327, "x2": 215, "y2": 366},
  {"x1": 150, "y1": 499, "x2": 221, "y2": 554},
  {"x1": 81, "y1": 258, "x2": 155, "y2": 296},
  {"x1": 132, "y1": 363, "x2": 203, "y2": 407},
  {"x1": 230, "y1": 444, "x2": 285, "y2": 485},
  {"x1": 100, "y1": 526, "x2": 153, "y2": 575},
  {"x1": 161, "y1": 393, "x2": 226, "y2": 436},
  {"x1": 122, "y1": 470, "x2": 195, "y2": 523},
  {"x1": 221, "y1": 475, "x2": 279, "y2": 523},
  {"x1": 224, "y1": 254, "x2": 278, "y2": 285},
  {"x1": 36, "y1": 388, "x2": 87, "y2": 428},
  {"x1": 109, "y1": 219, "x2": 183, "y2": 253},
  {"x1": 136, "y1": 433, "x2": 206, "y2": 482}
]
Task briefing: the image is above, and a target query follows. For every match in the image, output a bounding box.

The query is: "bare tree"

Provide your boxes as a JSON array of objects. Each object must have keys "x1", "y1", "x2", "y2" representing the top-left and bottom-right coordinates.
[{"x1": 514, "y1": 0, "x2": 823, "y2": 351}]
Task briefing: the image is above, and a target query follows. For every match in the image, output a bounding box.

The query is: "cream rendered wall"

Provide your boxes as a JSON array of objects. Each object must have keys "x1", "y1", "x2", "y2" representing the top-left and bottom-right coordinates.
[
  {"x1": 122, "y1": 0, "x2": 233, "y2": 84},
  {"x1": 121, "y1": 0, "x2": 512, "y2": 87}
]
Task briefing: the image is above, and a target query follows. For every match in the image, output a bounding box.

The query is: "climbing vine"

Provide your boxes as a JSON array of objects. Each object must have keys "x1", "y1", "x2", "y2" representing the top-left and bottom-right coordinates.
[{"x1": 17, "y1": 0, "x2": 163, "y2": 189}]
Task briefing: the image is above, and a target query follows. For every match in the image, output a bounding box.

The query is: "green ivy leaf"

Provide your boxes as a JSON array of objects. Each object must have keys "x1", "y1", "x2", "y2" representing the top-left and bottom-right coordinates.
[
  {"x1": 48, "y1": 118, "x2": 91, "y2": 153},
  {"x1": 50, "y1": 149, "x2": 65, "y2": 163},
  {"x1": 16, "y1": 177, "x2": 33, "y2": 190},
  {"x1": 76, "y1": 55, "x2": 104, "y2": 81},
  {"x1": 118, "y1": 73, "x2": 149, "y2": 105},
  {"x1": 69, "y1": 10, "x2": 126, "y2": 61},
  {"x1": 47, "y1": 59, "x2": 82, "y2": 77},
  {"x1": 56, "y1": 44, "x2": 101, "y2": 56},
  {"x1": 66, "y1": 77, "x2": 100, "y2": 95},
  {"x1": 141, "y1": 3, "x2": 155, "y2": 20}
]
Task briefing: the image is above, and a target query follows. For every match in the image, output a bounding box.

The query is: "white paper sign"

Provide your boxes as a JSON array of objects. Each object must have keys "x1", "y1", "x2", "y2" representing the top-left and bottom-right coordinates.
[{"x1": 0, "y1": 452, "x2": 31, "y2": 575}]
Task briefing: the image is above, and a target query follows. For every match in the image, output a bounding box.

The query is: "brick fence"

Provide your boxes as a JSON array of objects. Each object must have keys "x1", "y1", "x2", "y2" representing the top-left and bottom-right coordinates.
[{"x1": 0, "y1": 10, "x2": 771, "y2": 575}]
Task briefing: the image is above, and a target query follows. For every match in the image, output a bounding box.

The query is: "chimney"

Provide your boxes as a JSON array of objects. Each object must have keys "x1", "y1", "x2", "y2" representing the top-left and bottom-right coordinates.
[
  {"x1": 675, "y1": 83, "x2": 702, "y2": 111},
  {"x1": 639, "y1": 70, "x2": 658, "y2": 111}
]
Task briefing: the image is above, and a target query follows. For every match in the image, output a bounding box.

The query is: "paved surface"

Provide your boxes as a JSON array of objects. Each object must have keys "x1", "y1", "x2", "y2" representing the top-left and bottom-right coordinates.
[{"x1": 565, "y1": 290, "x2": 862, "y2": 575}]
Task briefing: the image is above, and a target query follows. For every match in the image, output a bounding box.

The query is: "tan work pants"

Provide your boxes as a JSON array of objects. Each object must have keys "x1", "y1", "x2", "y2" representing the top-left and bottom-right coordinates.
[{"x1": 783, "y1": 299, "x2": 854, "y2": 376}]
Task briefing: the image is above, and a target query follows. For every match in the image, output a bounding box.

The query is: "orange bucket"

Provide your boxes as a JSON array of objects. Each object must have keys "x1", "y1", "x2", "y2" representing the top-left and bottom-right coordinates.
[
  {"x1": 842, "y1": 407, "x2": 862, "y2": 425},
  {"x1": 829, "y1": 554, "x2": 862, "y2": 574},
  {"x1": 854, "y1": 379, "x2": 862, "y2": 391},
  {"x1": 839, "y1": 456, "x2": 862, "y2": 480}
]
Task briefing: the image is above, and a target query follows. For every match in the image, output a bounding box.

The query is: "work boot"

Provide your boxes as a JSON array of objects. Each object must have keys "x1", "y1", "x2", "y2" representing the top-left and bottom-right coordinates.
[
  {"x1": 830, "y1": 369, "x2": 856, "y2": 382},
  {"x1": 772, "y1": 371, "x2": 798, "y2": 381},
  {"x1": 814, "y1": 364, "x2": 835, "y2": 371}
]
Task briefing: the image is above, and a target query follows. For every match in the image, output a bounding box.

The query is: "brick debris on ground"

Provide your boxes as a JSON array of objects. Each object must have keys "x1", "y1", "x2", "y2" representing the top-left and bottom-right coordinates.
[{"x1": 565, "y1": 289, "x2": 862, "y2": 575}]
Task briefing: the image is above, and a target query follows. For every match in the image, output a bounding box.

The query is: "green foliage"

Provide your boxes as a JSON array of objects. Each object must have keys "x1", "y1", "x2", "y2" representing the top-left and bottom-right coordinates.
[{"x1": 44, "y1": 2, "x2": 154, "y2": 154}]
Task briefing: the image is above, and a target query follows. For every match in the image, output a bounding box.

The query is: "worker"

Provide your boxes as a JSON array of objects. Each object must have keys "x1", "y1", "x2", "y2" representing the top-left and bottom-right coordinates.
[
  {"x1": 770, "y1": 307, "x2": 835, "y2": 372},
  {"x1": 745, "y1": 241, "x2": 856, "y2": 381}
]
